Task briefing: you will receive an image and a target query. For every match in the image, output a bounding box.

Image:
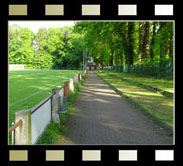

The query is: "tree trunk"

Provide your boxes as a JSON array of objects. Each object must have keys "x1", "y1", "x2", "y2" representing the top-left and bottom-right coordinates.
[
  {"x1": 126, "y1": 22, "x2": 135, "y2": 65},
  {"x1": 120, "y1": 53, "x2": 123, "y2": 66},
  {"x1": 142, "y1": 22, "x2": 150, "y2": 59},
  {"x1": 169, "y1": 34, "x2": 173, "y2": 59},
  {"x1": 120, "y1": 53, "x2": 123, "y2": 71},
  {"x1": 138, "y1": 22, "x2": 144, "y2": 62},
  {"x1": 150, "y1": 22, "x2": 156, "y2": 62}
]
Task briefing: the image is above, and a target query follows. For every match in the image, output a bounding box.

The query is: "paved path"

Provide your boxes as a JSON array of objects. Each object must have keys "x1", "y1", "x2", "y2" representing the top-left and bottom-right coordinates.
[{"x1": 57, "y1": 71, "x2": 172, "y2": 145}]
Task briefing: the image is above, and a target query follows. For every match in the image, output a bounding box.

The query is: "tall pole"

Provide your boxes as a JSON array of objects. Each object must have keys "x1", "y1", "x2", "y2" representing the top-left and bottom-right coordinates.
[
  {"x1": 85, "y1": 49, "x2": 87, "y2": 69},
  {"x1": 83, "y1": 49, "x2": 85, "y2": 70},
  {"x1": 83, "y1": 33, "x2": 85, "y2": 71}
]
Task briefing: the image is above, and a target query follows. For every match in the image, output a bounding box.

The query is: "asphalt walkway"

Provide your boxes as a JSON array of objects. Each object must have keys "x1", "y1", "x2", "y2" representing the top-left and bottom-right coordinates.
[{"x1": 57, "y1": 71, "x2": 172, "y2": 145}]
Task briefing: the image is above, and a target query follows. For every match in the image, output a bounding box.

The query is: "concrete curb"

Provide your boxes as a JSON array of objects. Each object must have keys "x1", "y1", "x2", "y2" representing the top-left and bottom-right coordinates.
[{"x1": 96, "y1": 73, "x2": 173, "y2": 134}]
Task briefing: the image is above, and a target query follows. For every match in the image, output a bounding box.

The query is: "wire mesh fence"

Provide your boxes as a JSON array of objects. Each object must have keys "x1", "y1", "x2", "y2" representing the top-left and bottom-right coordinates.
[{"x1": 105, "y1": 61, "x2": 173, "y2": 79}]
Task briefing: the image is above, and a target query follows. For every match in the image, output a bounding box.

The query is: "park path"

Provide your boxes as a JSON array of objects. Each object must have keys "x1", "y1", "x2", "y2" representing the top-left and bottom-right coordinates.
[{"x1": 56, "y1": 71, "x2": 172, "y2": 145}]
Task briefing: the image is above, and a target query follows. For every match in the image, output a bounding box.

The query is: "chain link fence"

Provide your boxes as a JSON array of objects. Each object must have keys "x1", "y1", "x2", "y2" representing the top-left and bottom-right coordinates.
[{"x1": 105, "y1": 61, "x2": 173, "y2": 79}]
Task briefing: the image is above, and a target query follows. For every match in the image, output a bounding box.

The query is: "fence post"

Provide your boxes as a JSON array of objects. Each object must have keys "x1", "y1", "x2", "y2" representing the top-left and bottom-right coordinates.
[
  {"x1": 64, "y1": 81, "x2": 69, "y2": 97},
  {"x1": 15, "y1": 109, "x2": 32, "y2": 145},
  {"x1": 76, "y1": 74, "x2": 78, "y2": 83},
  {"x1": 51, "y1": 88, "x2": 60, "y2": 124},
  {"x1": 69, "y1": 78, "x2": 74, "y2": 92},
  {"x1": 59, "y1": 88, "x2": 64, "y2": 106},
  {"x1": 11, "y1": 122, "x2": 15, "y2": 145},
  {"x1": 78, "y1": 73, "x2": 81, "y2": 82},
  {"x1": 73, "y1": 76, "x2": 76, "y2": 86}
]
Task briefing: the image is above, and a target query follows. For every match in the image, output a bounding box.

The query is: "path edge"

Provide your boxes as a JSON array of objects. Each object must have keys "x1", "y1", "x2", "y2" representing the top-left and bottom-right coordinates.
[
  {"x1": 95, "y1": 72, "x2": 173, "y2": 135},
  {"x1": 109, "y1": 74, "x2": 173, "y2": 97}
]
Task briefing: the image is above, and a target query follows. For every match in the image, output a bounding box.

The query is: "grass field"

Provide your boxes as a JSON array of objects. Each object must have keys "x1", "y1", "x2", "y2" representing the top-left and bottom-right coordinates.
[
  {"x1": 9, "y1": 70, "x2": 81, "y2": 128},
  {"x1": 96, "y1": 70, "x2": 174, "y2": 128}
]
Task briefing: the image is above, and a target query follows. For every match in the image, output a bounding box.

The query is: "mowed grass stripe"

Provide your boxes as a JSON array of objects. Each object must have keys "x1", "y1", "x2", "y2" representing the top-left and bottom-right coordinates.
[
  {"x1": 9, "y1": 70, "x2": 81, "y2": 128},
  {"x1": 9, "y1": 70, "x2": 77, "y2": 103},
  {"x1": 96, "y1": 71, "x2": 173, "y2": 127},
  {"x1": 9, "y1": 79, "x2": 65, "y2": 107}
]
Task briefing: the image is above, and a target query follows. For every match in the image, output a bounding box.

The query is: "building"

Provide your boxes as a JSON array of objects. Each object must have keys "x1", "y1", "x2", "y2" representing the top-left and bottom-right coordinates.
[{"x1": 86, "y1": 57, "x2": 96, "y2": 71}]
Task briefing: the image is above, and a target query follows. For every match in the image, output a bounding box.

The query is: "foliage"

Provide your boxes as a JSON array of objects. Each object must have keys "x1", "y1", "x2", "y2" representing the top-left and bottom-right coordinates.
[
  {"x1": 9, "y1": 25, "x2": 35, "y2": 65},
  {"x1": 74, "y1": 21, "x2": 173, "y2": 72},
  {"x1": 9, "y1": 25, "x2": 84, "y2": 69},
  {"x1": 9, "y1": 22, "x2": 173, "y2": 75}
]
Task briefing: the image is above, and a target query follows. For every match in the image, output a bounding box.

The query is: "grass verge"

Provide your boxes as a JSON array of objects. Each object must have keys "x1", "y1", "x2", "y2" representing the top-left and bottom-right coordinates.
[
  {"x1": 101, "y1": 70, "x2": 173, "y2": 93},
  {"x1": 108, "y1": 73, "x2": 173, "y2": 98},
  {"x1": 95, "y1": 70, "x2": 173, "y2": 129},
  {"x1": 36, "y1": 75, "x2": 86, "y2": 144}
]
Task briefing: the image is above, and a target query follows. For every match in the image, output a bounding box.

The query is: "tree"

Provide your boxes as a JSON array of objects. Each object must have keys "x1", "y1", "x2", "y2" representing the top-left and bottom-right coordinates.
[
  {"x1": 126, "y1": 22, "x2": 135, "y2": 65},
  {"x1": 9, "y1": 25, "x2": 35, "y2": 66},
  {"x1": 142, "y1": 22, "x2": 150, "y2": 60},
  {"x1": 9, "y1": 22, "x2": 173, "y2": 70},
  {"x1": 149, "y1": 22, "x2": 157, "y2": 62},
  {"x1": 138, "y1": 22, "x2": 144, "y2": 62}
]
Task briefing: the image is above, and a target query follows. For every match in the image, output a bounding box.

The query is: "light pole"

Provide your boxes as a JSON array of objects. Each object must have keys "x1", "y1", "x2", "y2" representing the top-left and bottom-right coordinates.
[
  {"x1": 83, "y1": 49, "x2": 85, "y2": 71},
  {"x1": 83, "y1": 48, "x2": 87, "y2": 70},
  {"x1": 83, "y1": 33, "x2": 87, "y2": 71},
  {"x1": 83, "y1": 34, "x2": 84, "y2": 71},
  {"x1": 85, "y1": 48, "x2": 87, "y2": 69}
]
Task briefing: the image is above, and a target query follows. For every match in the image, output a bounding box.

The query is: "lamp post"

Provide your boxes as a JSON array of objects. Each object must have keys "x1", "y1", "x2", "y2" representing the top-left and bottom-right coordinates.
[
  {"x1": 83, "y1": 34, "x2": 84, "y2": 71},
  {"x1": 83, "y1": 48, "x2": 87, "y2": 70},
  {"x1": 85, "y1": 49, "x2": 87, "y2": 69},
  {"x1": 83, "y1": 34, "x2": 87, "y2": 71},
  {"x1": 83, "y1": 49, "x2": 85, "y2": 71}
]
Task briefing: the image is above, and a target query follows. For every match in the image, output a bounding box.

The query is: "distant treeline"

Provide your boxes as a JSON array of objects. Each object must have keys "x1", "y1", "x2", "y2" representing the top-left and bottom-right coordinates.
[
  {"x1": 9, "y1": 22, "x2": 174, "y2": 71},
  {"x1": 9, "y1": 25, "x2": 84, "y2": 69}
]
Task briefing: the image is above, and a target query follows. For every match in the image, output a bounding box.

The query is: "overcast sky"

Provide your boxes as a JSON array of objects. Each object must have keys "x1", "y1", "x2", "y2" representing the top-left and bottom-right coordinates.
[{"x1": 9, "y1": 21, "x2": 76, "y2": 33}]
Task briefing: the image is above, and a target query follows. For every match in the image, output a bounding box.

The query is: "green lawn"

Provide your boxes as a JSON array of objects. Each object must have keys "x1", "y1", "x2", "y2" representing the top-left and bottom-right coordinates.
[
  {"x1": 9, "y1": 70, "x2": 81, "y2": 128},
  {"x1": 101, "y1": 70, "x2": 174, "y2": 93},
  {"x1": 96, "y1": 70, "x2": 174, "y2": 128}
]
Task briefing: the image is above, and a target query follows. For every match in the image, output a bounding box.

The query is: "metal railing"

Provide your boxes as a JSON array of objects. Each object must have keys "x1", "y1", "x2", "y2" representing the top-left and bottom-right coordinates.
[
  {"x1": 31, "y1": 85, "x2": 65, "y2": 115},
  {"x1": 9, "y1": 119, "x2": 23, "y2": 145}
]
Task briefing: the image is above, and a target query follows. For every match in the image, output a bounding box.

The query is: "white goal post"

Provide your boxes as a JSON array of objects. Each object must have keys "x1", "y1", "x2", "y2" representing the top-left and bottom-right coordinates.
[{"x1": 9, "y1": 64, "x2": 25, "y2": 70}]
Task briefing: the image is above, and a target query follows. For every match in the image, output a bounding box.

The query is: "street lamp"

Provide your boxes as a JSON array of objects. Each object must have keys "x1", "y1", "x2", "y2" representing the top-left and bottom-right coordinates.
[
  {"x1": 83, "y1": 33, "x2": 87, "y2": 71},
  {"x1": 83, "y1": 49, "x2": 84, "y2": 71},
  {"x1": 83, "y1": 48, "x2": 87, "y2": 70}
]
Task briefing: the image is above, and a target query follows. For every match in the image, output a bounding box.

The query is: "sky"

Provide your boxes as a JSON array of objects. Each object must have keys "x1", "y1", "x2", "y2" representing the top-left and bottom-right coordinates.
[{"x1": 9, "y1": 21, "x2": 76, "y2": 33}]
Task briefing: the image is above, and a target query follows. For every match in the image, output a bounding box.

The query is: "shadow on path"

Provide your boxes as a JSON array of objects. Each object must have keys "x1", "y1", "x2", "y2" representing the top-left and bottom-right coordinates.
[{"x1": 56, "y1": 71, "x2": 173, "y2": 145}]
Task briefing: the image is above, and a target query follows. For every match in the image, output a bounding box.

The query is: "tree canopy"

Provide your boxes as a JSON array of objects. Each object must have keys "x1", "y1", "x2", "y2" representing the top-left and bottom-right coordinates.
[
  {"x1": 74, "y1": 21, "x2": 173, "y2": 67},
  {"x1": 9, "y1": 25, "x2": 84, "y2": 69}
]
